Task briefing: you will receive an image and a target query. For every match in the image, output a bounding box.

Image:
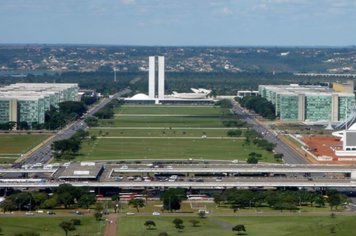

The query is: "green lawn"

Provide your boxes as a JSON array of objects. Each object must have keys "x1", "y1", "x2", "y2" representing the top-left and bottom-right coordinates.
[
  {"x1": 0, "y1": 216, "x2": 103, "y2": 236},
  {"x1": 118, "y1": 215, "x2": 356, "y2": 236},
  {"x1": 79, "y1": 105, "x2": 275, "y2": 162},
  {"x1": 99, "y1": 116, "x2": 225, "y2": 128},
  {"x1": 118, "y1": 216, "x2": 230, "y2": 236},
  {"x1": 0, "y1": 134, "x2": 50, "y2": 163},
  {"x1": 115, "y1": 105, "x2": 223, "y2": 115},
  {"x1": 89, "y1": 128, "x2": 240, "y2": 137},
  {"x1": 79, "y1": 138, "x2": 274, "y2": 161}
]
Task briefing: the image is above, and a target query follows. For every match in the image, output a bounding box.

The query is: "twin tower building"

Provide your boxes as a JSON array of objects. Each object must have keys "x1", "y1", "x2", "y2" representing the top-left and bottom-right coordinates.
[{"x1": 148, "y1": 56, "x2": 165, "y2": 99}]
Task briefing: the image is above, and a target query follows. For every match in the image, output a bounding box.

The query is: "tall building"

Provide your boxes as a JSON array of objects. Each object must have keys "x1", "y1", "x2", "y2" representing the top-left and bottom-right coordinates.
[
  {"x1": 158, "y1": 56, "x2": 165, "y2": 99},
  {"x1": 259, "y1": 84, "x2": 355, "y2": 122},
  {"x1": 148, "y1": 56, "x2": 156, "y2": 99},
  {"x1": 148, "y1": 56, "x2": 165, "y2": 99},
  {"x1": 0, "y1": 83, "x2": 79, "y2": 126}
]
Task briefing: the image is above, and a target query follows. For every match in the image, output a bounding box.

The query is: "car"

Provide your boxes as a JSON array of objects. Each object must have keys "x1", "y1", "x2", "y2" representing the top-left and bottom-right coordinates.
[
  {"x1": 126, "y1": 212, "x2": 135, "y2": 215},
  {"x1": 25, "y1": 212, "x2": 35, "y2": 216},
  {"x1": 47, "y1": 211, "x2": 56, "y2": 215},
  {"x1": 152, "y1": 211, "x2": 161, "y2": 216},
  {"x1": 120, "y1": 165, "x2": 128, "y2": 170},
  {"x1": 232, "y1": 160, "x2": 239, "y2": 163}
]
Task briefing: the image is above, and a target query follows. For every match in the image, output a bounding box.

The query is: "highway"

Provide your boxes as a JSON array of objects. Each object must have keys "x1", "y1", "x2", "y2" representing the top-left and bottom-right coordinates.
[
  {"x1": 1, "y1": 179, "x2": 356, "y2": 188},
  {"x1": 231, "y1": 99, "x2": 308, "y2": 164},
  {"x1": 17, "y1": 88, "x2": 131, "y2": 166},
  {"x1": 110, "y1": 164, "x2": 356, "y2": 174}
]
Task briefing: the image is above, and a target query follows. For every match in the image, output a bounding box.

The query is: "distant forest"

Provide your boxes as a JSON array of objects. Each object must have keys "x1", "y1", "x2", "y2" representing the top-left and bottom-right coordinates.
[{"x1": 0, "y1": 71, "x2": 353, "y2": 95}]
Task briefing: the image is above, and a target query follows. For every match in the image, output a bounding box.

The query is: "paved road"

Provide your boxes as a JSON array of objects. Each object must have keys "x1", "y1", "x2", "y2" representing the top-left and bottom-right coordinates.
[
  {"x1": 15, "y1": 88, "x2": 131, "y2": 167},
  {"x1": 1, "y1": 179, "x2": 356, "y2": 188},
  {"x1": 231, "y1": 99, "x2": 307, "y2": 164}
]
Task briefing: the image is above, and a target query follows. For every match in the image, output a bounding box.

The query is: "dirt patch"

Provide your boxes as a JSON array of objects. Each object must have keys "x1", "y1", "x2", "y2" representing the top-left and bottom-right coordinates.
[{"x1": 104, "y1": 214, "x2": 118, "y2": 236}]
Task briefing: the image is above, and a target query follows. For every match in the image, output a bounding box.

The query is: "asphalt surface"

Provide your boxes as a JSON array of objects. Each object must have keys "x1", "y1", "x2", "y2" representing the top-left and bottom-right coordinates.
[
  {"x1": 231, "y1": 99, "x2": 308, "y2": 164},
  {"x1": 15, "y1": 88, "x2": 131, "y2": 167}
]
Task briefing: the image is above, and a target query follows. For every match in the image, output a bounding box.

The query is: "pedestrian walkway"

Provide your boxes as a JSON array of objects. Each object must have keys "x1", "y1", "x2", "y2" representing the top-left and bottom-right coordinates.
[{"x1": 104, "y1": 214, "x2": 118, "y2": 236}]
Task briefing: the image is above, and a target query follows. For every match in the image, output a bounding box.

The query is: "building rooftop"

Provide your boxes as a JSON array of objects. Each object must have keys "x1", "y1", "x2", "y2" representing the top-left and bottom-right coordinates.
[
  {"x1": 58, "y1": 162, "x2": 103, "y2": 180},
  {"x1": 260, "y1": 84, "x2": 354, "y2": 97}
]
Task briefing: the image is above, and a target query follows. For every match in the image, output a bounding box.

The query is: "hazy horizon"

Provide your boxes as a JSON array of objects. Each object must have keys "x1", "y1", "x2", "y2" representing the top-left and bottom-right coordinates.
[{"x1": 1, "y1": 0, "x2": 356, "y2": 46}]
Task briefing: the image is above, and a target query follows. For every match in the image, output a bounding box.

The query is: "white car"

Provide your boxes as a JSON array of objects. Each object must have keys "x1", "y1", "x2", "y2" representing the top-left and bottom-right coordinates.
[
  {"x1": 152, "y1": 211, "x2": 161, "y2": 216},
  {"x1": 120, "y1": 165, "x2": 128, "y2": 170}
]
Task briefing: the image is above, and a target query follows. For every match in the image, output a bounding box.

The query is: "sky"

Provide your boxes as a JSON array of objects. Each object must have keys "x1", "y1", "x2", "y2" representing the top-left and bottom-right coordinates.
[{"x1": 0, "y1": 0, "x2": 356, "y2": 46}]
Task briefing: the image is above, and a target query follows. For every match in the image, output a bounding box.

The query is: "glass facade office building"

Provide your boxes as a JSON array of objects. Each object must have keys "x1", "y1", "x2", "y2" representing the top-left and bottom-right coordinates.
[
  {"x1": 259, "y1": 84, "x2": 355, "y2": 122},
  {"x1": 0, "y1": 83, "x2": 79, "y2": 126}
]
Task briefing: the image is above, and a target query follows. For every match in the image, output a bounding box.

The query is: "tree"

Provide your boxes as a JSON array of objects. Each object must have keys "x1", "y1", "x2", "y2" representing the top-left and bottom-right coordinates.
[
  {"x1": 85, "y1": 116, "x2": 99, "y2": 127},
  {"x1": 70, "y1": 219, "x2": 81, "y2": 225},
  {"x1": 31, "y1": 192, "x2": 48, "y2": 208},
  {"x1": 59, "y1": 221, "x2": 76, "y2": 236},
  {"x1": 94, "y1": 212, "x2": 103, "y2": 221},
  {"x1": 18, "y1": 121, "x2": 29, "y2": 130},
  {"x1": 274, "y1": 153, "x2": 284, "y2": 162},
  {"x1": 160, "y1": 188, "x2": 186, "y2": 212},
  {"x1": 198, "y1": 211, "x2": 206, "y2": 218},
  {"x1": 0, "y1": 198, "x2": 17, "y2": 213},
  {"x1": 232, "y1": 224, "x2": 246, "y2": 235},
  {"x1": 172, "y1": 218, "x2": 184, "y2": 232},
  {"x1": 327, "y1": 191, "x2": 345, "y2": 210},
  {"x1": 59, "y1": 101, "x2": 87, "y2": 117},
  {"x1": 144, "y1": 220, "x2": 156, "y2": 230},
  {"x1": 189, "y1": 219, "x2": 200, "y2": 227},
  {"x1": 42, "y1": 195, "x2": 58, "y2": 209},
  {"x1": 247, "y1": 156, "x2": 258, "y2": 164},
  {"x1": 227, "y1": 130, "x2": 242, "y2": 137},
  {"x1": 56, "y1": 184, "x2": 84, "y2": 208},
  {"x1": 128, "y1": 198, "x2": 145, "y2": 212},
  {"x1": 314, "y1": 195, "x2": 325, "y2": 207},
  {"x1": 158, "y1": 232, "x2": 168, "y2": 236},
  {"x1": 213, "y1": 193, "x2": 225, "y2": 207},
  {"x1": 78, "y1": 194, "x2": 96, "y2": 209},
  {"x1": 57, "y1": 192, "x2": 75, "y2": 209},
  {"x1": 9, "y1": 192, "x2": 34, "y2": 211}
]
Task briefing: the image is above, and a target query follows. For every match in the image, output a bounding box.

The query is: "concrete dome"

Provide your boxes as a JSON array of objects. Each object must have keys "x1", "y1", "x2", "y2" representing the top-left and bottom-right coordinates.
[{"x1": 130, "y1": 93, "x2": 150, "y2": 100}]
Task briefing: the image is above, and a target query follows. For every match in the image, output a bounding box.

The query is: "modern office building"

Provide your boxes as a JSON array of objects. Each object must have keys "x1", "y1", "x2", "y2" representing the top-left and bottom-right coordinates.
[
  {"x1": 259, "y1": 84, "x2": 355, "y2": 122},
  {"x1": 0, "y1": 83, "x2": 79, "y2": 126}
]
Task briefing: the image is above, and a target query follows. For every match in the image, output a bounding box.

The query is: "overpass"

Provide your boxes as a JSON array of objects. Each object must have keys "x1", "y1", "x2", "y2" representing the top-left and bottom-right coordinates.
[
  {"x1": 1, "y1": 179, "x2": 356, "y2": 188},
  {"x1": 110, "y1": 164, "x2": 356, "y2": 175},
  {"x1": 0, "y1": 168, "x2": 57, "y2": 173}
]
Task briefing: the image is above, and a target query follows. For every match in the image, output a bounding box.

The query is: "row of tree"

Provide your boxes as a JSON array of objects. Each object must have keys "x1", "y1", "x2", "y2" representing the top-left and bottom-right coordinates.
[
  {"x1": 94, "y1": 99, "x2": 123, "y2": 119},
  {"x1": 244, "y1": 129, "x2": 275, "y2": 152},
  {"x1": 237, "y1": 96, "x2": 276, "y2": 120},
  {"x1": 51, "y1": 129, "x2": 90, "y2": 160},
  {"x1": 214, "y1": 189, "x2": 347, "y2": 211},
  {"x1": 0, "y1": 184, "x2": 96, "y2": 213},
  {"x1": 44, "y1": 101, "x2": 87, "y2": 130}
]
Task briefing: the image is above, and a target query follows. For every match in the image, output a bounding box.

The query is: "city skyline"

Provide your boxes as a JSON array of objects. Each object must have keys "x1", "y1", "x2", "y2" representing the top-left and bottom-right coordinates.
[{"x1": 0, "y1": 0, "x2": 356, "y2": 46}]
